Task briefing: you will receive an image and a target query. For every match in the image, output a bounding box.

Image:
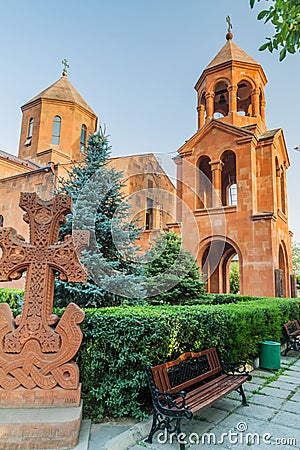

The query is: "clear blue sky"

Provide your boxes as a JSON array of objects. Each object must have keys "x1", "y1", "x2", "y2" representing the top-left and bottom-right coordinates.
[{"x1": 0, "y1": 0, "x2": 299, "y2": 240}]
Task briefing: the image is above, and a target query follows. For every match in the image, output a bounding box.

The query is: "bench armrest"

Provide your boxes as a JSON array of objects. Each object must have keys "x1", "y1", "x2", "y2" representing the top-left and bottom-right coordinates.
[
  {"x1": 221, "y1": 360, "x2": 252, "y2": 380},
  {"x1": 154, "y1": 388, "x2": 193, "y2": 419}
]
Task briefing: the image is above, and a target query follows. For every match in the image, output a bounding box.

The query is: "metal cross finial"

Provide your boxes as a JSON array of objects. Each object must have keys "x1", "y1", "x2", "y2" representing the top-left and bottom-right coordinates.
[
  {"x1": 226, "y1": 16, "x2": 233, "y2": 33},
  {"x1": 62, "y1": 58, "x2": 69, "y2": 76}
]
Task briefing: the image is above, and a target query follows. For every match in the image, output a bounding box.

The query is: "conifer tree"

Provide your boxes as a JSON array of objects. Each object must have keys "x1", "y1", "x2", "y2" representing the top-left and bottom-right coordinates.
[
  {"x1": 144, "y1": 231, "x2": 206, "y2": 304},
  {"x1": 54, "y1": 127, "x2": 144, "y2": 307}
]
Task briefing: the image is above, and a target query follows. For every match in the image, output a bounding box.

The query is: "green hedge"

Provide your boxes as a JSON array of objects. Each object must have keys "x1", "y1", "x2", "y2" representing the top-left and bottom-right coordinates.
[
  {"x1": 0, "y1": 288, "x2": 23, "y2": 308},
  {"x1": 78, "y1": 297, "x2": 300, "y2": 420},
  {"x1": 1, "y1": 288, "x2": 299, "y2": 420}
]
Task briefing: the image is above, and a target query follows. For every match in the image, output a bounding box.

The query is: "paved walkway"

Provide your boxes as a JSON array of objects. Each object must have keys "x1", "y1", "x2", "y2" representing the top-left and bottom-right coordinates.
[{"x1": 86, "y1": 353, "x2": 300, "y2": 450}]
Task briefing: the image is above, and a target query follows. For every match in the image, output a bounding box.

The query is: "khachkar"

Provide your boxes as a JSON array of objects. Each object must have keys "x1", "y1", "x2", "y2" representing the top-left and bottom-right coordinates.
[{"x1": 0, "y1": 192, "x2": 89, "y2": 449}]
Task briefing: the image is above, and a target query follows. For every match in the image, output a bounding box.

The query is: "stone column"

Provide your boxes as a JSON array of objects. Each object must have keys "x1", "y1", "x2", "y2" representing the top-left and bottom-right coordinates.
[
  {"x1": 228, "y1": 84, "x2": 237, "y2": 114},
  {"x1": 260, "y1": 99, "x2": 266, "y2": 122},
  {"x1": 205, "y1": 92, "x2": 215, "y2": 121},
  {"x1": 197, "y1": 104, "x2": 206, "y2": 129},
  {"x1": 251, "y1": 88, "x2": 260, "y2": 117},
  {"x1": 209, "y1": 160, "x2": 224, "y2": 207}
]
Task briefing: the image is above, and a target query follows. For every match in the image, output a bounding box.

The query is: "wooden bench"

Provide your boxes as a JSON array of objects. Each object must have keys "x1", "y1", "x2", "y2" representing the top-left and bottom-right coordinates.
[
  {"x1": 283, "y1": 320, "x2": 300, "y2": 355},
  {"x1": 145, "y1": 347, "x2": 251, "y2": 450}
]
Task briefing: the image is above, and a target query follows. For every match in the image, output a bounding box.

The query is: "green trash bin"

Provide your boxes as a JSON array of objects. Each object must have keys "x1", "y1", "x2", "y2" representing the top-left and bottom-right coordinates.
[{"x1": 260, "y1": 341, "x2": 281, "y2": 370}]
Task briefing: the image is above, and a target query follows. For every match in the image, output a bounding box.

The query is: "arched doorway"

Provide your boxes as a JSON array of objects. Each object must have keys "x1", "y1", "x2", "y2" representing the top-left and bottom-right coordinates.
[
  {"x1": 201, "y1": 238, "x2": 242, "y2": 294},
  {"x1": 278, "y1": 243, "x2": 288, "y2": 297}
]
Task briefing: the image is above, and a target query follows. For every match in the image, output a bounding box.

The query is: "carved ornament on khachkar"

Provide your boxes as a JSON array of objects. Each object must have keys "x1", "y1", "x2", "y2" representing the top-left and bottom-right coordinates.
[{"x1": 0, "y1": 192, "x2": 89, "y2": 408}]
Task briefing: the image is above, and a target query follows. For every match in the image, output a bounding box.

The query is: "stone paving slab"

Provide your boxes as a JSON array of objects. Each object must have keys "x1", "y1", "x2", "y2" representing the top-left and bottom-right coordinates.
[
  {"x1": 279, "y1": 374, "x2": 300, "y2": 384},
  {"x1": 281, "y1": 399, "x2": 299, "y2": 414},
  {"x1": 271, "y1": 410, "x2": 300, "y2": 429},
  {"x1": 290, "y1": 390, "x2": 300, "y2": 402},
  {"x1": 284, "y1": 367, "x2": 300, "y2": 375},
  {"x1": 255, "y1": 422, "x2": 300, "y2": 449},
  {"x1": 249, "y1": 392, "x2": 284, "y2": 409},
  {"x1": 193, "y1": 406, "x2": 229, "y2": 424},
  {"x1": 268, "y1": 379, "x2": 299, "y2": 390},
  {"x1": 233, "y1": 403, "x2": 277, "y2": 420},
  {"x1": 210, "y1": 397, "x2": 240, "y2": 412},
  {"x1": 243, "y1": 383, "x2": 262, "y2": 392},
  {"x1": 88, "y1": 423, "x2": 133, "y2": 449},
  {"x1": 259, "y1": 385, "x2": 291, "y2": 398},
  {"x1": 250, "y1": 369, "x2": 272, "y2": 378},
  {"x1": 249, "y1": 376, "x2": 268, "y2": 384}
]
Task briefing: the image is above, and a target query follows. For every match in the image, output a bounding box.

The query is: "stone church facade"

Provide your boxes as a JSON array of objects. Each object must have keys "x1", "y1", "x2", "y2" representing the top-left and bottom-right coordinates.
[
  {"x1": 173, "y1": 31, "x2": 294, "y2": 298},
  {"x1": 0, "y1": 32, "x2": 295, "y2": 298}
]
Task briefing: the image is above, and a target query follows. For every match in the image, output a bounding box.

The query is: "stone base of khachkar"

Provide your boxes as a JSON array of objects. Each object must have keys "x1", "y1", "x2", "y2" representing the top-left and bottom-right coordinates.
[
  {"x1": 0, "y1": 193, "x2": 89, "y2": 449},
  {"x1": 0, "y1": 402, "x2": 82, "y2": 450}
]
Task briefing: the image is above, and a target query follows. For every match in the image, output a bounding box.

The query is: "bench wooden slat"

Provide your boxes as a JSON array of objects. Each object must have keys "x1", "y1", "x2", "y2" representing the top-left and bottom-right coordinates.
[{"x1": 186, "y1": 376, "x2": 249, "y2": 413}]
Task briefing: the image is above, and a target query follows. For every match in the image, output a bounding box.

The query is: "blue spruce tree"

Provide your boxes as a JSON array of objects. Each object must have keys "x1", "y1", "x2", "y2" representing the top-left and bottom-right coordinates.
[{"x1": 54, "y1": 126, "x2": 144, "y2": 307}]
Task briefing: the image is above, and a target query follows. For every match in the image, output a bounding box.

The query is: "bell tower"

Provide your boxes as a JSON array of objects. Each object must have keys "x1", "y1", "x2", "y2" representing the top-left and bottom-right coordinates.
[
  {"x1": 175, "y1": 23, "x2": 294, "y2": 298},
  {"x1": 195, "y1": 19, "x2": 267, "y2": 133},
  {"x1": 18, "y1": 61, "x2": 98, "y2": 167}
]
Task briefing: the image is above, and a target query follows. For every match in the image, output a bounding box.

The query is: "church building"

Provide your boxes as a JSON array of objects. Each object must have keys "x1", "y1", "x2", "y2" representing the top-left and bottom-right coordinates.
[
  {"x1": 0, "y1": 66, "x2": 175, "y2": 248},
  {"x1": 0, "y1": 28, "x2": 295, "y2": 298},
  {"x1": 174, "y1": 28, "x2": 294, "y2": 298}
]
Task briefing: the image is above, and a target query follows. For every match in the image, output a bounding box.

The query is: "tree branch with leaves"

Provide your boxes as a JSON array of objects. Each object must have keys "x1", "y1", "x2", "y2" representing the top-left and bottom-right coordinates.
[{"x1": 250, "y1": 0, "x2": 300, "y2": 60}]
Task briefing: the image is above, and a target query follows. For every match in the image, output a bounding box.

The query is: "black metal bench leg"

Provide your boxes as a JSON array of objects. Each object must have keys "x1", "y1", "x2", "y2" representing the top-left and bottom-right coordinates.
[
  {"x1": 175, "y1": 418, "x2": 186, "y2": 450},
  {"x1": 237, "y1": 385, "x2": 249, "y2": 406},
  {"x1": 145, "y1": 411, "x2": 158, "y2": 444}
]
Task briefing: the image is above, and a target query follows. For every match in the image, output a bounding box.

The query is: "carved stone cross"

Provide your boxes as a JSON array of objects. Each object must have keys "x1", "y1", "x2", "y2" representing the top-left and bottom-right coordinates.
[
  {"x1": 0, "y1": 193, "x2": 89, "y2": 397},
  {"x1": 0, "y1": 193, "x2": 88, "y2": 353}
]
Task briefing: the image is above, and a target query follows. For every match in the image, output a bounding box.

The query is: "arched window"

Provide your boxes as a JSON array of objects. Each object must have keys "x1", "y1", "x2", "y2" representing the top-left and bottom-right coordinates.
[
  {"x1": 28, "y1": 118, "x2": 34, "y2": 138},
  {"x1": 80, "y1": 124, "x2": 87, "y2": 151},
  {"x1": 280, "y1": 166, "x2": 286, "y2": 214},
  {"x1": 213, "y1": 81, "x2": 229, "y2": 118},
  {"x1": 221, "y1": 150, "x2": 237, "y2": 206},
  {"x1": 198, "y1": 156, "x2": 212, "y2": 209},
  {"x1": 24, "y1": 118, "x2": 34, "y2": 146},
  {"x1": 52, "y1": 116, "x2": 61, "y2": 145},
  {"x1": 237, "y1": 81, "x2": 252, "y2": 116}
]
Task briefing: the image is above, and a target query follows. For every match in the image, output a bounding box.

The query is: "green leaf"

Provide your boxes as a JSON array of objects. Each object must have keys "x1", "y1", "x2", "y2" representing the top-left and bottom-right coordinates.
[
  {"x1": 279, "y1": 47, "x2": 287, "y2": 61},
  {"x1": 259, "y1": 42, "x2": 269, "y2": 51},
  {"x1": 257, "y1": 9, "x2": 269, "y2": 20}
]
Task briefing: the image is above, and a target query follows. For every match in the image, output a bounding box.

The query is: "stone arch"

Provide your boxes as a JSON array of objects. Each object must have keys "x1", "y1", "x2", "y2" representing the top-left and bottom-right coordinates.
[
  {"x1": 199, "y1": 236, "x2": 243, "y2": 294},
  {"x1": 212, "y1": 79, "x2": 230, "y2": 118},
  {"x1": 236, "y1": 80, "x2": 253, "y2": 116},
  {"x1": 197, "y1": 155, "x2": 212, "y2": 208},
  {"x1": 220, "y1": 150, "x2": 237, "y2": 206}
]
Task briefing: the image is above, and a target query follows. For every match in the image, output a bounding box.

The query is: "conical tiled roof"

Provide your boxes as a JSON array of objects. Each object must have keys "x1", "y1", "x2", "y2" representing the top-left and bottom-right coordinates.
[
  {"x1": 23, "y1": 74, "x2": 96, "y2": 115},
  {"x1": 206, "y1": 39, "x2": 260, "y2": 70}
]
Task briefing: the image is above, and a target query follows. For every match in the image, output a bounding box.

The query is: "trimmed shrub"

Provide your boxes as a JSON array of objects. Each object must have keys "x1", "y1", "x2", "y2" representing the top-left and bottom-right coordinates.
[
  {"x1": 0, "y1": 288, "x2": 299, "y2": 420},
  {"x1": 78, "y1": 297, "x2": 300, "y2": 420}
]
